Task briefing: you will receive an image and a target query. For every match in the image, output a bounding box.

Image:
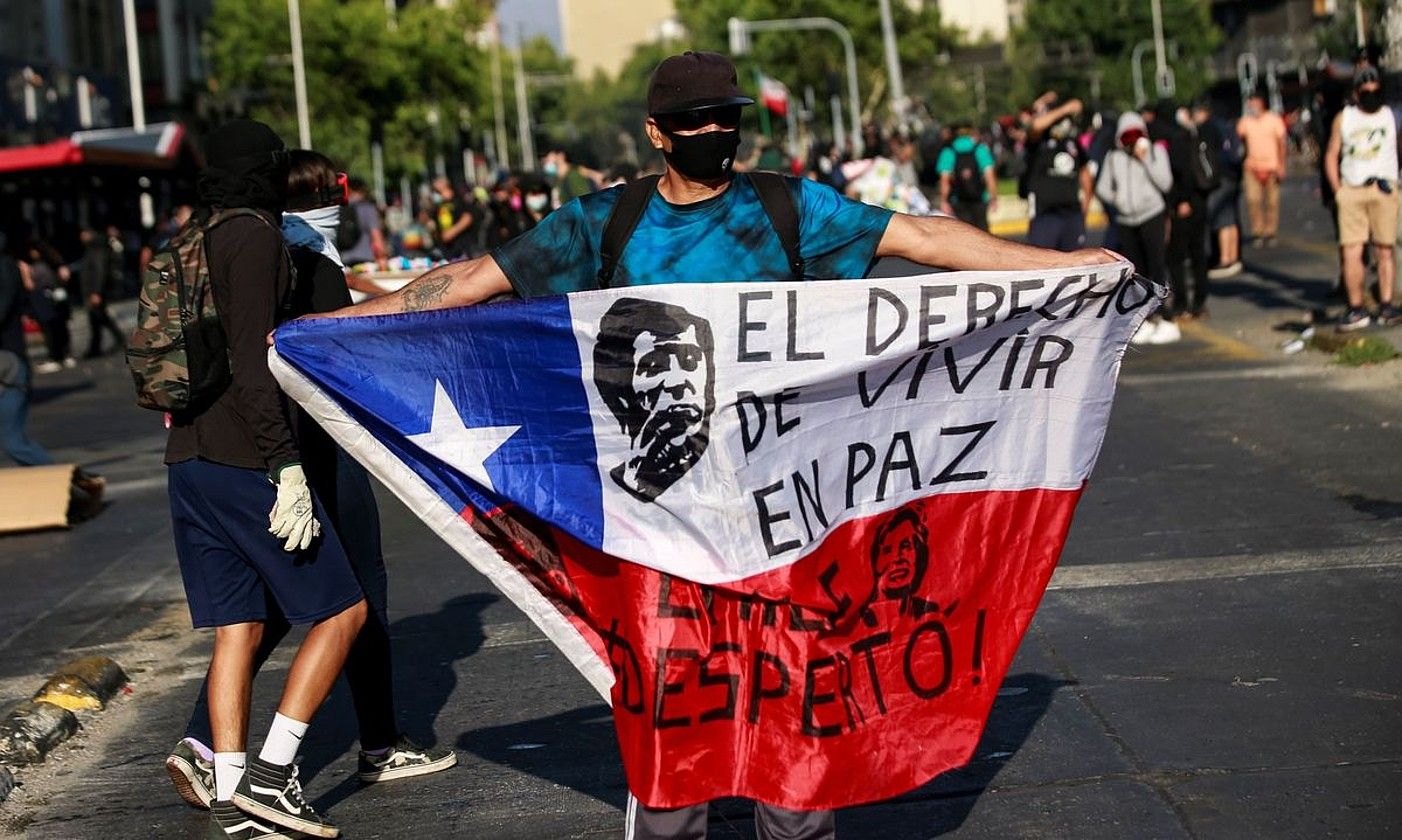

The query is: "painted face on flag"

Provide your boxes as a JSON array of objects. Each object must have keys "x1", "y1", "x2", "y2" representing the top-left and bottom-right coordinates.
[
  {"x1": 594, "y1": 298, "x2": 716, "y2": 503},
  {"x1": 871, "y1": 508, "x2": 930, "y2": 601}
]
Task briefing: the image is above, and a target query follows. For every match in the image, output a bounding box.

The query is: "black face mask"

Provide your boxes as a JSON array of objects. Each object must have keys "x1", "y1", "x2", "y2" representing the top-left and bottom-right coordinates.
[
  {"x1": 1358, "y1": 90, "x2": 1383, "y2": 113},
  {"x1": 662, "y1": 129, "x2": 740, "y2": 181}
]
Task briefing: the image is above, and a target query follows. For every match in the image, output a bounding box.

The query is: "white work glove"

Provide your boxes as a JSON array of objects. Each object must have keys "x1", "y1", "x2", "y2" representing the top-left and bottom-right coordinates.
[{"x1": 268, "y1": 464, "x2": 321, "y2": 552}]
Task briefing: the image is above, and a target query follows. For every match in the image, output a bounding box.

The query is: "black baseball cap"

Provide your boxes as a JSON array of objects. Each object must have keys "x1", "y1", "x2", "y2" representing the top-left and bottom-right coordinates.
[{"x1": 647, "y1": 51, "x2": 754, "y2": 116}]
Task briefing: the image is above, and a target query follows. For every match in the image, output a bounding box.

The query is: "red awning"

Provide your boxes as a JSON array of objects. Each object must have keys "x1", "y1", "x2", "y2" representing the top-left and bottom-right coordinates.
[
  {"x1": 0, "y1": 122, "x2": 188, "y2": 175},
  {"x1": 0, "y1": 139, "x2": 82, "y2": 174}
]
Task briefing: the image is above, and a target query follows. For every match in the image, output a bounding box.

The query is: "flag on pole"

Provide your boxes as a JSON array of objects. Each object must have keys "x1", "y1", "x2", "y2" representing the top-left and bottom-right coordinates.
[
  {"x1": 759, "y1": 73, "x2": 790, "y2": 117},
  {"x1": 270, "y1": 262, "x2": 1157, "y2": 810}
]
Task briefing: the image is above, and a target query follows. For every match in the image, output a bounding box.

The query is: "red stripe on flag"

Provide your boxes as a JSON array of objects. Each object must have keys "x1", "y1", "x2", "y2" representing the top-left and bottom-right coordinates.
[{"x1": 465, "y1": 486, "x2": 1083, "y2": 810}]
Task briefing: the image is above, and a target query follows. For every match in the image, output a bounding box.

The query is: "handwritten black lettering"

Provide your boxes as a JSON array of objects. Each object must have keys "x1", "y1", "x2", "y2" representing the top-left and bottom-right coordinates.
[
  {"x1": 930, "y1": 421, "x2": 996, "y2": 485},
  {"x1": 738, "y1": 291, "x2": 772, "y2": 362}
]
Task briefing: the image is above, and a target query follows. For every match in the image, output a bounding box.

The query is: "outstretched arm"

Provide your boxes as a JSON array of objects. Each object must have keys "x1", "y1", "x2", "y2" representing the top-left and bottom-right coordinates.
[
  {"x1": 876, "y1": 213, "x2": 1117, "y2": 271},
  {"x1": 315, "y1": 254, "x2": 512, "y2": 318}
]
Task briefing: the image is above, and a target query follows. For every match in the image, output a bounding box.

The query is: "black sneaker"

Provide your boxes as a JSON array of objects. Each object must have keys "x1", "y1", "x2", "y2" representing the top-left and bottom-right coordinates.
[
  {"x1": 1377, "y1": 304, "x2": 1402, "y2": 326},
  {"x1": 208, "y1": 800, "x2": 305, "y2": 839},
  {"x1": 231, "y1": 758, "x2": 338, "y2": 838},
  {"x1": 166, "y1": 739, "x2": 215, "y2": 810},
  {"x1": 1338, "y1": 307, "x2": 1372, "y2": 332},
  {"x1": 357, "y1": 736, "x2": 457, "y2": 783}
]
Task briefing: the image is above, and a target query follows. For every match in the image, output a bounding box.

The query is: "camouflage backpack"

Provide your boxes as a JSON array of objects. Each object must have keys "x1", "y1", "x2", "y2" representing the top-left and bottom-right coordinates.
[{"x1": 126, "y1": 208, "x2": 276, "y2": 412}]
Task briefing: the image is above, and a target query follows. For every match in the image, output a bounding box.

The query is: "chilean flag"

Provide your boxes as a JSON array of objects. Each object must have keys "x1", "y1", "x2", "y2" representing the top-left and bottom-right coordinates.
[
  {"x1": 760, "y1": 74, "x2": 790, "y2": 117},
  {"x1": 270, "y1": 262, "x2": 1157, "y2": 810}
]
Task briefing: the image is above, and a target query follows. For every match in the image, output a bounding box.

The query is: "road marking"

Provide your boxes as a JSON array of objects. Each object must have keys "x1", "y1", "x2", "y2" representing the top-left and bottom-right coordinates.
[
  {"x1": 1049, "y1": 543, "x2": 1402, "y2": 591},
  {"x1": 1178, "y1": 319, "x2": 1265, "y2": 361},
  {"x1": 102, "y1": 475, "x2": 168, "y2": 496}
]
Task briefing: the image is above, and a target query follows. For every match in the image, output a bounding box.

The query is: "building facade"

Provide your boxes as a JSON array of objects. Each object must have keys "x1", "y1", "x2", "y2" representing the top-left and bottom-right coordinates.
[
  {"x1": 1, "y1": 0, "x2": 212, "y2": 147},
  {"x1": 558, "y1": 0, "x2": 676, "y2": 78}
]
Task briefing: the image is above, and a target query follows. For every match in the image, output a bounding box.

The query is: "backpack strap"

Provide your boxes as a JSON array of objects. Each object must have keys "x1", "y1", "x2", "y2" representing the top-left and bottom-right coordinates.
[
  {"x1": 746, "y1": 171, "x2": 804, "y2": 281},
  {"x1": 597, "y1": 174, "x2": 661, "y2": 288}
]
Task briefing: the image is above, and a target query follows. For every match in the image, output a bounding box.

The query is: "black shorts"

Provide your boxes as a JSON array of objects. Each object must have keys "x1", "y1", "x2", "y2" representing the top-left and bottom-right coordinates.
[{"x1": 169, "y1": 458, "x2": 363, "y2": 628}]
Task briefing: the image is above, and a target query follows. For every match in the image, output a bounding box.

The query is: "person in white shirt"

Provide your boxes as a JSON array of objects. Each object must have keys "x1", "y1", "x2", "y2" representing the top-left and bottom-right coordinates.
[{"x1": 1325, "y1": 67, "x2": 1400, "y2": 329}]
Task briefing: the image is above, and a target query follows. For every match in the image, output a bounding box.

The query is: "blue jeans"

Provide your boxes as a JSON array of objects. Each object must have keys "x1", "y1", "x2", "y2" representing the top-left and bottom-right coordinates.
[{"x1": 0, "y1": 364, "x2": 56, "y2": 467}]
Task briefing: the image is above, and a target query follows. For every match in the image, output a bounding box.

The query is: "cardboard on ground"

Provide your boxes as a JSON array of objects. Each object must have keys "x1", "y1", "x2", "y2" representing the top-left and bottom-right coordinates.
[{"x1": 0, "y1": 464, "x2": 76, "y2": 533}]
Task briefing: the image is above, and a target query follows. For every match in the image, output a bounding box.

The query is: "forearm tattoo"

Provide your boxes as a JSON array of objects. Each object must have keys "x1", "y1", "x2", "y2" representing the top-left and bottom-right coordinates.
[{"x1": 401, "y1": 274, "x2": 454, "y2": 312}]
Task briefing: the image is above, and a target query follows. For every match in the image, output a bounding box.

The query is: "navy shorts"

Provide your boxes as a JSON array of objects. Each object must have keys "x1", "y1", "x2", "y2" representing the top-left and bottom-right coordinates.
[
  {"x1": 1027, "y1": 207, "x2": 1087, "y2": 251},
  {"x1": 169, "y1": 458, "x2": 364, "y2": 628},
  {"x1": 1207, "y1": 180, "x2": 1241, "y2": 232}
]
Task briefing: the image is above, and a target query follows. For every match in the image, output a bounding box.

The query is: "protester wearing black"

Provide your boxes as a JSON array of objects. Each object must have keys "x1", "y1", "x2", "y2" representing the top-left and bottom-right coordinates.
[
  {"x1": 176, "y1": 175, "x2": 455, "y2": 805},
  {"x1": 1194, "y1": 101, "x2": 1245, "y2": 279},
  {"x1": 432, "y1": 177, "x2": 484, "y2": 259},
  {"x1": 23, "y1": 240, "x2": 74, "y2": 370},
  {"x1": 1162, "y1": 101, "x2": 1214, "y2": 318},
  {"x1": 164, "y1": 119, "x2": 366, "y2": 840},
  {"x1": 0, "y1": 238, "x2": 25, "y2": 363},
  {"x1": 78, "y1": 227, "x2": 127, "y2": 358},
  {"x1": 1024, "y1": 118, "x2": 1092, "y2": 251}
]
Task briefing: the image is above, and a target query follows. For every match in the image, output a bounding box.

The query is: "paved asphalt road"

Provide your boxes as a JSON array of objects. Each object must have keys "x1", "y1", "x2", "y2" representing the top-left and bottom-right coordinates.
[{"x1": 1, "y1": 182, "x2": 1398, "y2": 838}]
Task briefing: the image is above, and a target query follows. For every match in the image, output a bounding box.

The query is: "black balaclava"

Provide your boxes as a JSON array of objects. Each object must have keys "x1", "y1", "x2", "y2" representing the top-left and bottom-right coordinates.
[{"x1": 197, "y1": 119, "x2": 289, "y2": 215}]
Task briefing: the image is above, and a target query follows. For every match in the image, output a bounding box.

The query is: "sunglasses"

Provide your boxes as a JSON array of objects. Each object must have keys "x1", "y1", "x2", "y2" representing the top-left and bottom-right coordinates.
[{"x1": 657, "y1": 105, "x2": 743, "y2": 133}]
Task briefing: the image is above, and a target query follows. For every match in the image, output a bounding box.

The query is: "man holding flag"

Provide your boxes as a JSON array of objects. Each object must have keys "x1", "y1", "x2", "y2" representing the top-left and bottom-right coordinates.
[{"x1": 286, "y1": 51, "x2": 1123, "y2": 839}]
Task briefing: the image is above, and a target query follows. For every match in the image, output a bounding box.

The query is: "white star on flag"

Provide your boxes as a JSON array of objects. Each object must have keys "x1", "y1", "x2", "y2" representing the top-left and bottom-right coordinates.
[{"x1": 406, "y1": 381, "x2": 519, "y2": 492}]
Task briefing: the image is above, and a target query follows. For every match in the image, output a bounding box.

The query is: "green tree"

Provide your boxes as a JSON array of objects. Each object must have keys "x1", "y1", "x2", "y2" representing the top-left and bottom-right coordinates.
[
  {"x1": 1010, "y1": 0, "x2": 1222, "y2": 109},
  {"x1": 672, "y1": 0, "x2": 959, "y2": 133},
  {"x1": 1313, "y1": 0, "x2": 1389, "y2": 64},
  {"x1": 206, "y1": 0, "x2": 490, "y2": 180}
]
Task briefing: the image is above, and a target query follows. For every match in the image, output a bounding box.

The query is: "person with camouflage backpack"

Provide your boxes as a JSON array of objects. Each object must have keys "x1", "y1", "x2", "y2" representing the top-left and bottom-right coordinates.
[{"x1": 153, "y1": 120, "x2": 366, "y2": 840}]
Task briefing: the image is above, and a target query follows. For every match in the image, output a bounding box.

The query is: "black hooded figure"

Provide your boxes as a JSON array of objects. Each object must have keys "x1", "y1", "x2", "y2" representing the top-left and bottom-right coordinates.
[{"x1": 197, "y1": 119, "x2": 290, "y2": 217}]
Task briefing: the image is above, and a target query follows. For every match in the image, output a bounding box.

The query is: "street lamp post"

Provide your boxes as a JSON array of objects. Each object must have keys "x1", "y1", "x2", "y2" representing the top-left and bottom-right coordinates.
[
  {"x1": 1149, "y1": 0, "x2": 1176, "y2": 98},
  {"x1": 877, "y1": 0, "x2": 907, "y2": 131},
  {"x1": 288, "y1": 0, "x2": 311, "y2": 148},
  {"x1": 120, "y1": 0, "x2": 145, "y2": 131},
  {"x1": 512, "y1": 26, "x2": 535, "y2": 171},
  {"x1": 728, "y1": 16, "x2": 863, "y2": 157}
]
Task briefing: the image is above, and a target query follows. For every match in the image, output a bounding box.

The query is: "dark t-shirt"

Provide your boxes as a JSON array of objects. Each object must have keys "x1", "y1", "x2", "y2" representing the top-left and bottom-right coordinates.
[
  {"x1": 492, "y1": 175, "x2": 893, "y2": 297},
  {"x1": 289, "y1": 246, "x2": 352, "y2": 315},
  {"x1": 1027, "y1": 137, "x2": 1085, "y2": 212},
  {"x1": 165, "y1": 212, "x2": 299, "y2": 473},
  {"x1": 340, "y1": 200, "x2": 382, "y2": 264},
  {"x1": 0, "y1": 256, "x2": 25, "y2": 359}
]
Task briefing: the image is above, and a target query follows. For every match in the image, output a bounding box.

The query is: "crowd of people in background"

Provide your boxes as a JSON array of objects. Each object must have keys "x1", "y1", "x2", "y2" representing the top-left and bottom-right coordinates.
[{"x1": 2, "y1": 53, "x2": 1398, "y2": 383}]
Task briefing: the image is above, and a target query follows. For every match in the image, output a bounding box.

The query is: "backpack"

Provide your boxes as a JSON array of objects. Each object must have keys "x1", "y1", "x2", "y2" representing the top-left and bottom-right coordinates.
[
  {"x1": 597, "y1": 171, "x2": 803, "y2": 287},
  {"x1": 952, "y1": 146, "x2": 985, "y2": 203},
  {"x1": 335, "y1": 203, "x2": 363, "y2": 251},
  {"x1": 1189, "y1": 134, "x2": 1221, "y2": 193},
  {"x1": 125, "y1": 209, "x2": 277, "y2": 413}
]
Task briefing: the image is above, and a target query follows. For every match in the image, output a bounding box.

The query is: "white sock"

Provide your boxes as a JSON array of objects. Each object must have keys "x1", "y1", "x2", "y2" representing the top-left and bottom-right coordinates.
[
  {"x1": 213, "y1": 752, "x2": 246, "y2": 802},
  {"x1": 258, "y1": 712, "x2": 309, "y2": 767}
]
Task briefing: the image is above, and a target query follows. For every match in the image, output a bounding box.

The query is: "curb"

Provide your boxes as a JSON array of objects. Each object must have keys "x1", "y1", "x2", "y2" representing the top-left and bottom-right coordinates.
[
  {"x1": 33, "y1": 656, "x2": 128, "y2": 711},
  {"x1": 989, "y1": 211, "x2": 1108, "y2": 238},
  {"x1": 0, "y1": 656, "x2": 127, "y2": 771},
  {"x1": 0, "y1": 701, "x2": 78, "y2": 766}
]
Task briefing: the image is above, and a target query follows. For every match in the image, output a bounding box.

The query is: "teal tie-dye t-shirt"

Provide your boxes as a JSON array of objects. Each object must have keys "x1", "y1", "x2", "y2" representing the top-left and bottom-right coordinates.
[{"x1": 492, "y1": 174, "x2": 894, "y2": 298}]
